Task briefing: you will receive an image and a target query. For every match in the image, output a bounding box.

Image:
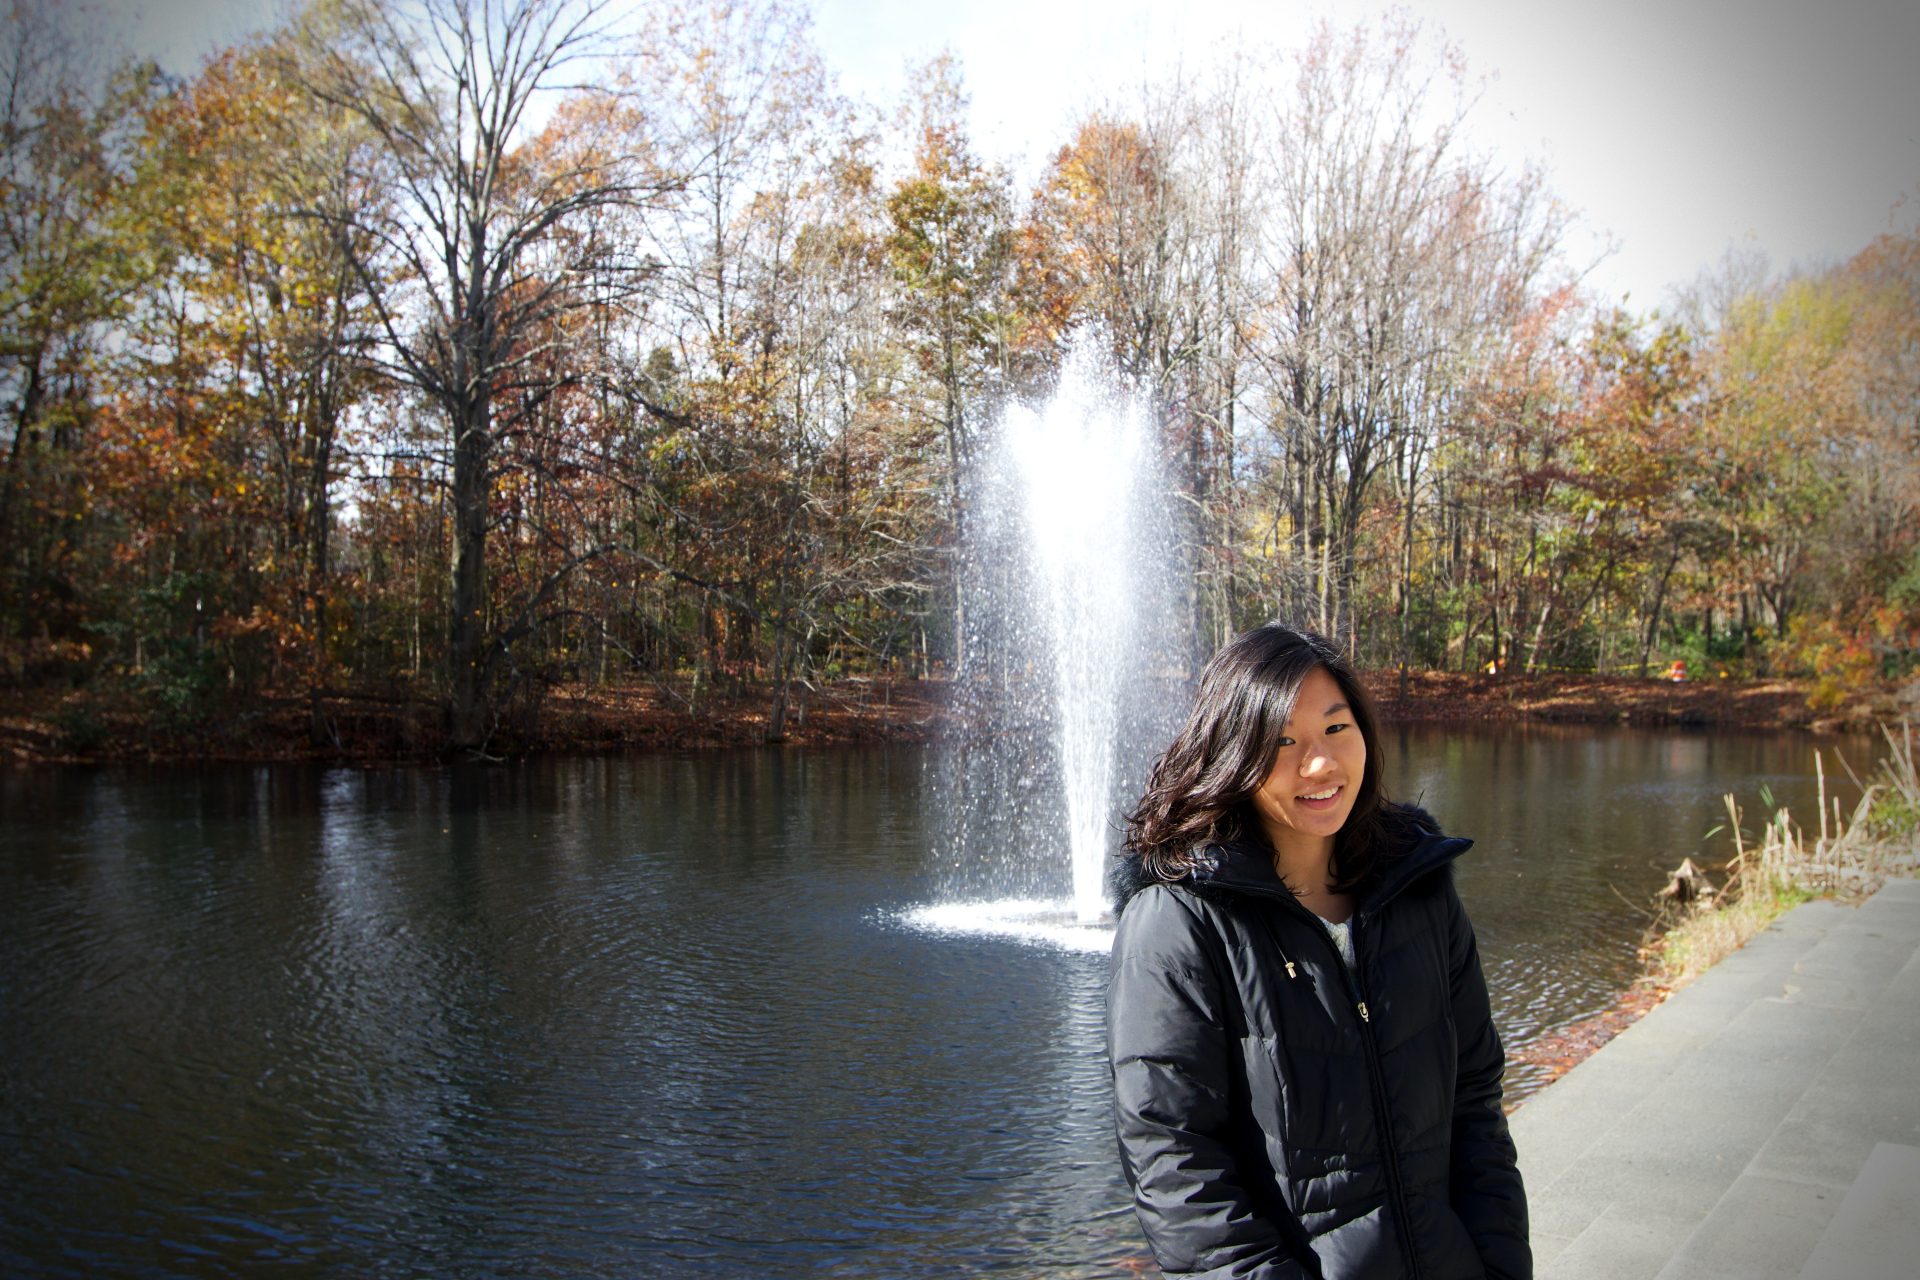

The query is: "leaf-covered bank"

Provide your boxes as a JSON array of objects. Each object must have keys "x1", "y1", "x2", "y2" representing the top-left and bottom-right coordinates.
[
  {"x1": 0, "y1": 677, "x2": 950, "y2": 765},
  {"x1": 2, "y1": 671, "x2": 1901, "y2": 767}
]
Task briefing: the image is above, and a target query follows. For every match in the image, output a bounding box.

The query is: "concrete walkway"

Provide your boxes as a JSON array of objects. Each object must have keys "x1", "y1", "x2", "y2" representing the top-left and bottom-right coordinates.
[{"x1": 1509, "y1": 878, "x2": 1920, "y2": 1280}]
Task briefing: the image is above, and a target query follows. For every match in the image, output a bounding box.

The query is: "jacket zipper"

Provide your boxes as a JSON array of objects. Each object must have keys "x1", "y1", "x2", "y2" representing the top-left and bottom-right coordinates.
[
  {"x1": 1253, "y1": 890, "x2": 1421, "y2": 1279},
  {"x1": 1345, "y1": 910, "x2": 1422, "y2": 1280}
]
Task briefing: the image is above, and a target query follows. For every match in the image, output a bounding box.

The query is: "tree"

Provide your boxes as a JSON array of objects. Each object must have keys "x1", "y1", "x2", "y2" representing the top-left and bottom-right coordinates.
[
  {"x1": 299, "y1": 0, "x2": 664, "y2": 750},
  {"x1": 885, "y1": 55, "x2": 1010, "y2": 503},
  {"x1": 1247, "y1": 18, "x2": 1567, "y2": 648},
  {"x1": 0, "y1": 2, "x2": 146, "y2": 667},
  {"x1": 1702, "y1": 240, "x2": 1920, "y2": 688},
  {"x1": 1568, "y1": 314, "x2": 1711, "y2": 675},
  {"x1": 1431, "y1": 285, "x2": 1584, "y2": 674},
  {"x1": 1834, "y1": 232, "x2": 1920, "y2": 629},
  {"x1": 884, "y1": 53, "x2": 1012, "y2": 662},
  {"x1": 124, "y1": 31, "x2": 388, "y2": 727},
  {"x1": 624, "y1": 0, "x2": 941, "y2": 735},
  {"x1": 1709, "y1": 279, "x2": 1856, "y2": 642}
]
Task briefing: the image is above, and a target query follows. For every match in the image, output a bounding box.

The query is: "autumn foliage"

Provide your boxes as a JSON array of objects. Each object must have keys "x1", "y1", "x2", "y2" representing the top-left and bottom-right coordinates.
[{"x1": 2, "y1": 0, "x2": 1915, "y2": 755}]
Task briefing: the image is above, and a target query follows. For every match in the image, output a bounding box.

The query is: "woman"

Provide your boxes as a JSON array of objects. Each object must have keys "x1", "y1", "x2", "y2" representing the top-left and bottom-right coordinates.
[{"x1": 1107, "y1": 623, "x2": 1530, "y2": 1279}]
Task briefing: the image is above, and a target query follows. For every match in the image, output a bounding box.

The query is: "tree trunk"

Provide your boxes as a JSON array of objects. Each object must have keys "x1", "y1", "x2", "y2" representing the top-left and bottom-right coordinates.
[
  {"x1": 1638, "y1": 548, "x2": 1679, "y2": 678},
  {"x1": 1397, "y1": 456, "x2": 1418, "y2": 672},
  {"x1": 448, "y1": 395, "x2": 492, "y2": 751},
  {"x1": 1488, "y1": 542, "x2": 1501, "y2": 673},
  {"x1": 767, "y1": 571, "x2": 792, "y2": 743},
  {"x1": 306, "y1": 422, "x2": 335, "y2": 747},
  {"x1": 1525, "y1": 598, "x2": 1555, "y2": 675},
  {"x1": 0, "y1": 351, "x2": 45, "y2": 558}
]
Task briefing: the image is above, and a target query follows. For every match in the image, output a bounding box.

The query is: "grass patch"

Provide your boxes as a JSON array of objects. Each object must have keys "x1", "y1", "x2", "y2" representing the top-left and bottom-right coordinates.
[{"x1": 1652, "y1": 723, "x2": 1920, "y2": 987}]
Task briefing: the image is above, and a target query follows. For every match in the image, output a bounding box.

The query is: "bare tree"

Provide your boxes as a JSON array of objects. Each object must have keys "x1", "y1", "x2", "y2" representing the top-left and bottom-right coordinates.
[
  {"x1": 1247, "y1": 18, "x2": 1568, "y2": 649},
  {"x1": 622, "y1": 0, "x2": 927, "y2": 737},
  {"x1": 296, "y1": 0, "x2": 665, "y2": 750}
]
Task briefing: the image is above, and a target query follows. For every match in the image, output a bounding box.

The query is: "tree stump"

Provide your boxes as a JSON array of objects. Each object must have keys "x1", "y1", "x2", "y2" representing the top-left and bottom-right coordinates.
[{"x1": 1658, "y1": 856, "x2": 1715, "y2": 905}]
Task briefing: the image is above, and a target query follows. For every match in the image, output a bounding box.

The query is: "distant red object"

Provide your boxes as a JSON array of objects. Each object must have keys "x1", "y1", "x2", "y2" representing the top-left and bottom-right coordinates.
[{"x1": 1665, "y1": 660, "x2": 1689, "y2": 682}]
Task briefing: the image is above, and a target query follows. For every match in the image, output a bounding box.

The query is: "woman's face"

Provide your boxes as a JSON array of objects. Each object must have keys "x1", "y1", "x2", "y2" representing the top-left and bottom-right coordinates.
[{"x1": 1250, "y1": 665, "x2": 1367, "y2": 866}]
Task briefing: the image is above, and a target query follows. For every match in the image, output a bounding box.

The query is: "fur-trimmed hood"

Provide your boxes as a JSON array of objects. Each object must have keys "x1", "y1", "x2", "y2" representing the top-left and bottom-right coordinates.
[{"x1": 1108, "y1": 801, "x2": 1464, "y2": 915}]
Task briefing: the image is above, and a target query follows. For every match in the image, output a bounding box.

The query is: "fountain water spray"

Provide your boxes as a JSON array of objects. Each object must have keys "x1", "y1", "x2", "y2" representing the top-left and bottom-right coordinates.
[
  {"x1": 1003, "y1": 374, "x2": 1147, "y2": 921},
  {"x1": 907, "y1": 348, "x2": 1184, "y2": 948}
]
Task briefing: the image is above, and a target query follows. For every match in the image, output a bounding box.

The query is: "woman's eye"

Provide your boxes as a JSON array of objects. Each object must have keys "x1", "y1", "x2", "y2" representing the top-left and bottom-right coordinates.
[
  {"x1": 1327, "y1": 723, "x2": 1347, "y2": 734},
  {"x1": 1275, "y1": 736, "x2": 1295, "y2": 748}
]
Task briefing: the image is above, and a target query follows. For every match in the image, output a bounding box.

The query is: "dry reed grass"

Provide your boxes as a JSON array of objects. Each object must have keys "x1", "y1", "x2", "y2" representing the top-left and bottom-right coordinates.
[{"x1": 1654, "y1": 723, "x2": 1920, "y2": 986}]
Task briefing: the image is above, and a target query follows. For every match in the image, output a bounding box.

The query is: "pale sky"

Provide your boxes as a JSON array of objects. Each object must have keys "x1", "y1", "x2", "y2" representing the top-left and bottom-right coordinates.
[{"x1": 86, "y1": 0, "x2": 1920, "y2": 311}]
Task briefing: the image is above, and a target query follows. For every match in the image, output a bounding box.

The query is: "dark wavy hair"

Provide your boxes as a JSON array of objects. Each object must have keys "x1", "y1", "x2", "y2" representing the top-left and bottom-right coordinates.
[{"x1": 1125, "y1": 623, "x2": 1395, "y2": 891}]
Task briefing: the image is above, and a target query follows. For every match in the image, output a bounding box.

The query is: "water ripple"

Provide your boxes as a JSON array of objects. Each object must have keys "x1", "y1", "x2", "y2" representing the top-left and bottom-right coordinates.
[{"x1": 0, "y1": 733, "x2": 1871, "y2": 1275}]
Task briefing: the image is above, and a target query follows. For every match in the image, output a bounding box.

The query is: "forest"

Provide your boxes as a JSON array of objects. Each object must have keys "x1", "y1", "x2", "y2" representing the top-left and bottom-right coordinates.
[{"x1": 3, "y1": 0, "x2": 1916, "y2": 754}]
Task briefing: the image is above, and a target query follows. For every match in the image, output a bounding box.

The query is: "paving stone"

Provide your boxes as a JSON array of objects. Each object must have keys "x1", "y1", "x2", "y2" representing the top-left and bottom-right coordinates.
[
  {"x1": 1772, "y1": 970, "x2": 1876, "y2": 1009},
  {"x1": 1749, "y1": 1011, "x2": 1920, "y2": 1188},
  {"x1": 1541, "y1": 1133, "x2": 1747, "y2": 1219},
  {"x1": 1653, "y1": 1172, "x2": 1840, "y2": 1280},
  {"x1": 1878, "y1": 946, "x2": 1920, "y2": 1011},
  {"x1": 1519, "y1": 948, "x2": 1855, "y2": 1231},
  {"x1": 1786, "y1": 925, "x2": 1917, "y2": 1005},
  {"x1": 1523, "y1": 1189, "x2": 1602, "y2": 1250},
  {"x1": 1541, "y1": 1204, "x2": 1700, "y2": 1280},
  {"x1": 1750, "y1": 1115, "x2": 1897, "y2": 1192},
  {"x1": 1854, "y1": 877, "x2": 1920, "y2": 918},
  {"x1": 1797, "y1": 1142, "x2": 1920, "y2": 1280},
  {"x1": 1527, "y1": 1229, "x2": 1576, "y2": 1271},
  {"x1": 1673, "y1": 995, "x2": 1858, "y2": 1086}
]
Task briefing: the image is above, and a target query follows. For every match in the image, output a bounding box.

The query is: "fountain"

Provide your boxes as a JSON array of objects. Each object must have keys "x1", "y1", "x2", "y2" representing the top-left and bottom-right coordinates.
[{"x1": 905, "y1": 348, "x2": 1185, "y2": 951}]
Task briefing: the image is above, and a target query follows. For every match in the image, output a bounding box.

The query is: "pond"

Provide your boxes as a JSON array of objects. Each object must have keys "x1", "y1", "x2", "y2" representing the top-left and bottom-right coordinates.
[{"x1": 0, "y1": 726, "x2": 1874, "y2": 1277}]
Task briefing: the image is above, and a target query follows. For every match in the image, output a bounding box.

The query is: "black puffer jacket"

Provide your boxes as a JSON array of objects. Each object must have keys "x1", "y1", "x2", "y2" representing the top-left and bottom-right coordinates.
[{"x1": 1106, "y1": 807, "x2": 1530, "y2": 1280}]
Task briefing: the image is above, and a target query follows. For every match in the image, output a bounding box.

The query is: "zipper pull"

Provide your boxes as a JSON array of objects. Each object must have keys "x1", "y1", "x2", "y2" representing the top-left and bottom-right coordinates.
[
  {"x1": 1285, "y1": 960, "x2": 1297, "y2": 979},
  {"x1": 1357, "y1": 1001, "x2": 1370, "y2": 1022}
]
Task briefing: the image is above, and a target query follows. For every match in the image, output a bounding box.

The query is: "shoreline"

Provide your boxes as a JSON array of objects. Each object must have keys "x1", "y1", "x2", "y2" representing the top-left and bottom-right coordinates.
[
  {"x1": 2, "y1": 669, "x2": 1904, "y2": 768},
  {"x1": 1365, "y1": 668, "x2": 1901, "y2": 735},
  {"x1": 1508, "y1": 725, "x2": 1918, "y2": 1114},
  {"x1": 0, "y1": 677, "x2": 952, "y2": 767},
  {"x1": 1504, "y1": 980, "x2": 1674, "y2": 1113}
]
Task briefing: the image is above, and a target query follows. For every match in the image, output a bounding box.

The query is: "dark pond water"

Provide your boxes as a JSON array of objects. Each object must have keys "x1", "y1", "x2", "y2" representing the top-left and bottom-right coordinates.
[{"x1": 0, "y1": 726, "x2": 1875, "y2": 1277}]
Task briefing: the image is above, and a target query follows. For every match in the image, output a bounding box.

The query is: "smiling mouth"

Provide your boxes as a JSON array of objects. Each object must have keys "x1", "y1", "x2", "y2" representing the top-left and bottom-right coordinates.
[{"x1": 1297, "y1": 786, "x2": 1343, "y2": 803}]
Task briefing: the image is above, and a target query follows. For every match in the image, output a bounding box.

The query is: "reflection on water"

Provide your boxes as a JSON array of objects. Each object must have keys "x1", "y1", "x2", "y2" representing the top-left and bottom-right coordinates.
[{"x1": 0, "y1": 728, "x2": 1872, "y2": 1276}]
